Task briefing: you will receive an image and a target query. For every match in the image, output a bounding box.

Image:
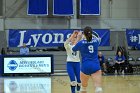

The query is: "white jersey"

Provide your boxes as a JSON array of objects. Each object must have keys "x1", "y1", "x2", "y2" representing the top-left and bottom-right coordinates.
[{"x1": 64, "y1": 40, "x2": 80, "y2": 62}]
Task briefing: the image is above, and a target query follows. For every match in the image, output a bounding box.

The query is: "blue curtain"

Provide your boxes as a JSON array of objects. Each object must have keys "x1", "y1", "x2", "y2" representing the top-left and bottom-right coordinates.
[
  {"x1": 27, "y1": 0, "x2": 48, "y2": 15},
  {"x1": 80, "y1": 0, "x2": 100, "y2": 15},
  {"x1": 53, "y1": 0, "x2": 73, "y2": 15}
]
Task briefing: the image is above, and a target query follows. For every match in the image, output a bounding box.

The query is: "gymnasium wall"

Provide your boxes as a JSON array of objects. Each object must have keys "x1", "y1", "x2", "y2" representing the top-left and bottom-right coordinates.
[
  {"x1": 0, "y1": 0, "x2": 139, "y2": 70},
  {"x1": 0, "y1": 19, "x2": 4, "y2": 31},
  {"x1": 0, "y1": 0, "x2": 139, "y2": 52},
  {"x1": 139, "y1": 0, "x2": 140, "y2": 17},
  {"x1": 0, "y1": 0, "x2": 2, "y2": 16},
  {"x1": 0, "y1": 0, "x2": 139, "y2": 30},
  {"x1": 3, "y1": 0, "x2": 140, "y2": 18},
  {"x1": 0, "y1": 31, "x2": 7, "y2": 51},
  {"x1": 110, "y1": 0, "x2": 139, "y2": 18}
]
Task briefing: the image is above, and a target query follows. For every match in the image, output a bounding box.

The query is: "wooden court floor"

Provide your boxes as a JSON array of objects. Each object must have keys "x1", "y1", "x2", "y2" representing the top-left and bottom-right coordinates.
[{"x1": 0, "y1": 75, "x2": 140, "y2": 93}]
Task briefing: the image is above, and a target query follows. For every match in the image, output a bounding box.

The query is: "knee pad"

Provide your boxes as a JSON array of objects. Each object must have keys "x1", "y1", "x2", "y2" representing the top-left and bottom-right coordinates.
[
  {"x1": 80, "y1": 86, "x2": 87, "y2": 91},
  {"x1": 95, "y1": 87, "x2": 102, "y2": 93},
  {"x1": 70, "y1": 81, "x2": 77, "y2": 86}
]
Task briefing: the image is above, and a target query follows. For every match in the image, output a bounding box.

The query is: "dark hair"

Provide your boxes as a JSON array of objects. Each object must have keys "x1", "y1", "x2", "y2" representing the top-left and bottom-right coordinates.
[{"x1": 83, "y1": 26, "x2": 92, "y2": 42}]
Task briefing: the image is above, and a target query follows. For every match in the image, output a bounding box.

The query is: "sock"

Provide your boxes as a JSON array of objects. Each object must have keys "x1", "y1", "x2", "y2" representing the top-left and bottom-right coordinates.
[
  {"x1": 71, "y1": 85, "x2": 76, "y2": 93},
  {"x1": 77, "y1": 84, "x2": 81, "y2": 91}
]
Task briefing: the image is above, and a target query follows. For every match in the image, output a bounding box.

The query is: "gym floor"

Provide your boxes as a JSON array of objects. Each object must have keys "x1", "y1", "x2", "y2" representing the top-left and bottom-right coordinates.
[{"x1": 0, "y1": 75, "x2": 140, "y2": 93}]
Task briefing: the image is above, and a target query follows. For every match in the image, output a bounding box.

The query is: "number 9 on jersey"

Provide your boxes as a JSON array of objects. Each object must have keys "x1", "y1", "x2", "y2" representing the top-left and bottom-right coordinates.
[{"x1": 88, "y1": 45, "x2": 94, "y2": 53}]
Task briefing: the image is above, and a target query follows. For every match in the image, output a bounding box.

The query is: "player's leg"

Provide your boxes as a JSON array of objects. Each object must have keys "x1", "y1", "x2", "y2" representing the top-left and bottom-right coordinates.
[
  {"x1": 91, "y1": 70, "x2": 102, "y2": 93},
  {"x1": 115, "y1": 63, "x2": 120, "y2": 74},
  {"x1": 74, "y1": 62, "x2": 81, "y2": 92},
  {"x1": 80, "y1": 72, "x2": 90, "y2": 93},
  {"x1": 120, "y1": 63, "x2": 125, "y2": 74},
  {"x1": 67, "y1": 62, "x2": 76, "y2": 93}
]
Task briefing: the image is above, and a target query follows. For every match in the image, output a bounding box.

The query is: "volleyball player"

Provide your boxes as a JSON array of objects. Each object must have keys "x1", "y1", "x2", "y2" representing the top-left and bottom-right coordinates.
[
  {"x1": 72, "y1": 26, "x2": 102, "y2": 93},
  {"x1": 64, "y1": 31, "x2": 81, "y2": 93}
]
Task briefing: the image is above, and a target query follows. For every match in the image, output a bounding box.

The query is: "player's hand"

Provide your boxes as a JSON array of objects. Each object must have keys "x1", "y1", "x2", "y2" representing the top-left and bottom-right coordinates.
[
  {"x1": 74, "y1": 31, "x2": 79, "y2": 38},
  {"x1": 77, "y1": 32, "x2": 82, "y2": 40},
  {"x1": 73, "y1": 31, "x2": 83, "y2": 45},
  {"x1": 116, "y1": 62, "x2": 120, "y2": 64},
  {"x1": 77, "y1": 31, "x2": 82, "y2": 36},
  {"x1": 71, "y1": 30, "x2": 79, "y2": 38},
  {"x1": 73, "y1": 30, "x2": 79, "y2": 34}
]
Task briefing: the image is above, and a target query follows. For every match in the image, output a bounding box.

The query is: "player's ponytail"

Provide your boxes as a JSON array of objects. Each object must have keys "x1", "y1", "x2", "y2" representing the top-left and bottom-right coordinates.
[{"x1": 83, "y1": 26, "x2": 92, "y2": 42}]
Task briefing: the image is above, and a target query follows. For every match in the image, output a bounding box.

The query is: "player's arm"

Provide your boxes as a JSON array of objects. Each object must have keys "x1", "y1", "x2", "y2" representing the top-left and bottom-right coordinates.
[
  {"x1": 115, "y1": 56, "x2": 120, "y2": 64},
  {"x1": 121, "y1": 60, "x2": 125, "y2": 63},
  {"x1": 64, "y1": 31, "x2": 78, "y2": 47},
  {"x1": 121, "y1": 56, "x2": 125, "y2": 63},
  {"x1": 72, "y1": 32, "x2": 83, "y2": 51},
  {"x1": 64, "y1": 39, "x2": 70, "y2": 49},
  {"x1": 64, "y1": 37, "x2": 72, "y2": 47},
  {"x1": 73, "y1": 31, "x2": 83, "y2": 45},
  {"x1": 72, "y1": 41, "x2": 82, "y2": 51}
]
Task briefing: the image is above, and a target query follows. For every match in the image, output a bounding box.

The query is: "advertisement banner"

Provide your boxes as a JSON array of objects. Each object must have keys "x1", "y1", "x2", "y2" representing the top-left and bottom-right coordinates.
[
  {"x1": 126, "y1": 29, "x2": 140, "y2": 49},
  {"x1": 8, "y1": 29, "x2": 110, "y2": 47},
  {"x1": 4, "y1": 56, "x2": 52, "y2": 74}
]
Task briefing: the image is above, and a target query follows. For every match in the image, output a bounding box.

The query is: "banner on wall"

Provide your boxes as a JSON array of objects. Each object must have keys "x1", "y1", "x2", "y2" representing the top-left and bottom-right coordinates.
[
  {"x1": 27, "y1": 0, "x2": 48, "y2": 15},
  {"x1": 8, "y1": 29, "x2": 110, "y2": 47},
  {"x1": 126, "y1": 29, "x2": 140, "y2": 49},
  {"x1": 53, "y1": 0, "x2": 73, "y2": 15},
  {"x1": 80, "y1": 0, "x2": 101, "y2": 15}
]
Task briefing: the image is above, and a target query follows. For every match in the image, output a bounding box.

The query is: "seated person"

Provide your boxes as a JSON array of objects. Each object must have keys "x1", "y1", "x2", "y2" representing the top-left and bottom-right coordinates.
[
  {"x1": 115, "y1": 51, "x2": 125, "y2": 74},
  {"x1": 98, "y1": 51, "x2": 107, "y2": 74},
  {"x1": 20, "y1": 43, "x2": 29, "y2": 55}
]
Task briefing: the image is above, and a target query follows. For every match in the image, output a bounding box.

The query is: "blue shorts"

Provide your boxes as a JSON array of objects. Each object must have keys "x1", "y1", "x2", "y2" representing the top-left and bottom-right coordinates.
[
  {"x1": 67, "y1": 62, "x2": 81, "y2": 83},
  {"x1": 81, "y1": 61, "x2": 101, "y2": 75}
]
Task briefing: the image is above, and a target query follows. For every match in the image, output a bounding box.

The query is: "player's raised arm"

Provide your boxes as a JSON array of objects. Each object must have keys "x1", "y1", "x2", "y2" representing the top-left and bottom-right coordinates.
[
  {"x1": 73, "y1": 31, "x2": 83, "y2": 45},
  {"x1": 64, "y1": 31, "x2": 79, "y2": 48}
]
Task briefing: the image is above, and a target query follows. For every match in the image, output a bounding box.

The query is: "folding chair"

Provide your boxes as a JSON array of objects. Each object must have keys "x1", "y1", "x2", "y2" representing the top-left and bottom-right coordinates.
[
  {"x1": 106, "y1": 57, "x2": 115, "y2": 74},
  {"x1": 107, "y1": 57, "x2": 114, "y2": 66},
  {"x1": 127, "y1": 57, "x2": 136, "y2": 74},
  {"x1": 136, "y1": 57, "x2": 140, "y2": 74}
]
